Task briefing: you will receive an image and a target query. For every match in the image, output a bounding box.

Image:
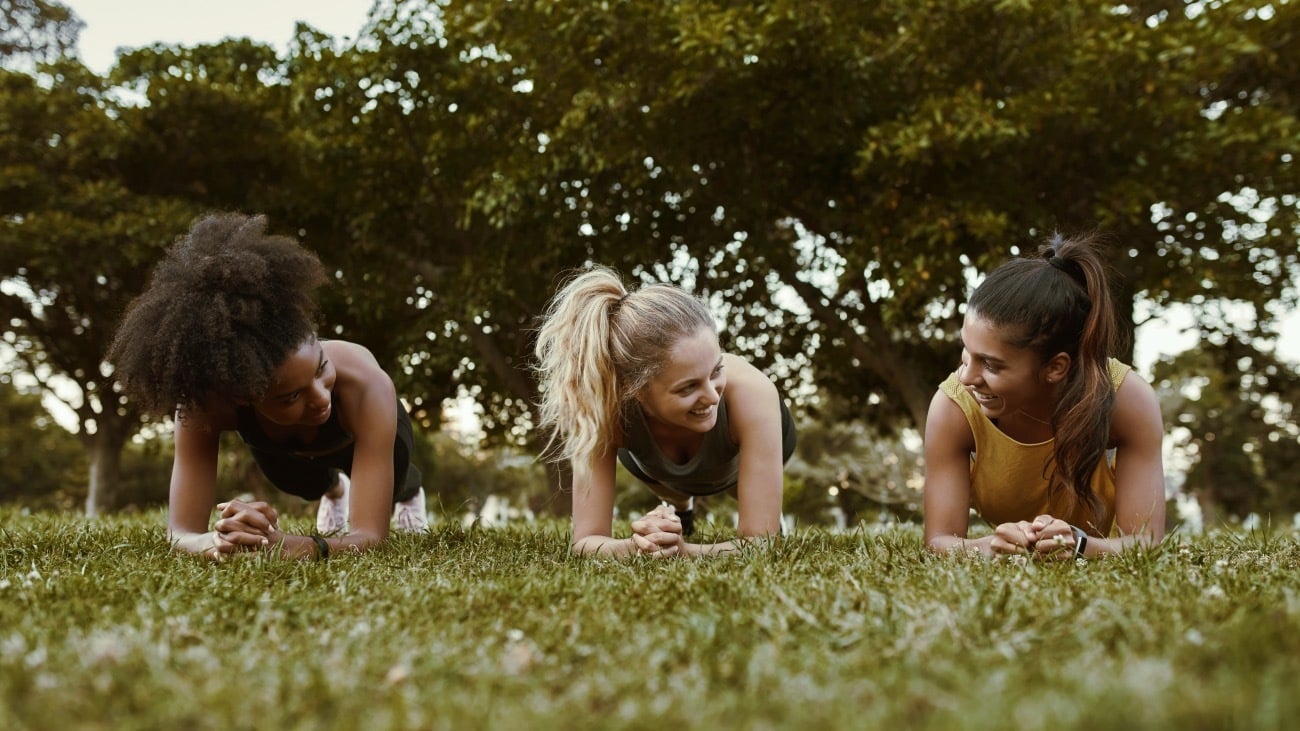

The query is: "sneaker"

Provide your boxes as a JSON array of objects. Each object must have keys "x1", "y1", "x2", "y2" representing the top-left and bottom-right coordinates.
[
  {"x1": 392, "y1": 487, "x2": 429, "y2": 533},
  {"x1": 315, "y1": 472, "x2": 350, "y2": 534}
]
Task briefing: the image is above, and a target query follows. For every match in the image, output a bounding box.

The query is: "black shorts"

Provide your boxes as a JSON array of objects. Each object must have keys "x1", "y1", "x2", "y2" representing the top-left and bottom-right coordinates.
[{"x1": 248, "y1": 405, "x2": 422, "y2": 504}]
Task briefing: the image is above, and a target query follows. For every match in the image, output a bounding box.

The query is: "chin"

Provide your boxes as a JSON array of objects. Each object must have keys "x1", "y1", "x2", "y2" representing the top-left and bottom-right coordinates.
[{"x1": 684, "y1": 411, "x2": 718, "y2": 432}]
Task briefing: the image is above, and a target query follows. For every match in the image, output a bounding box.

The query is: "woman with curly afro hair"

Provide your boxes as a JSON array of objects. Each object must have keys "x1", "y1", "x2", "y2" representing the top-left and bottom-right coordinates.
[{"x1": 109, "y1": 212, "x2": 428, "y2": 561}]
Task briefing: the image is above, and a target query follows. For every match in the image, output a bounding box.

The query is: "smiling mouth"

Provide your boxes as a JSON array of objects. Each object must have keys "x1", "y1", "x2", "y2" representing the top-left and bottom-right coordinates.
[
  {"x1": 967, "y1": 389, "x2": 998, "y2": 405},
  {"x1": 689, "y1": 405, "x2": 715, "y2": 417}
]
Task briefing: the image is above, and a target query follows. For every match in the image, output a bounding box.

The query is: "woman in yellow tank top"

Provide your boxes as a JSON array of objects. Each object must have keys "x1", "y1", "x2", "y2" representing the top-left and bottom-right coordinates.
[{"x1": 923, "y1": 233, "x2": 1166, "y2": 559}]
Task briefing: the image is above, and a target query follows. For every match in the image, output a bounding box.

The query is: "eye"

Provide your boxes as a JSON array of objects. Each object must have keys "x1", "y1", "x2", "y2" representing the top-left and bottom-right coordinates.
[{"x1": 317, "y1": 359, "x2": 330, "y2": 377}]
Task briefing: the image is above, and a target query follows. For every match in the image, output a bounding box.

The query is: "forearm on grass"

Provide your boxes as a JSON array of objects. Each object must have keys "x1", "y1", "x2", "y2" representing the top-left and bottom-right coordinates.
[
  {"x1": 571, "y1": 535, "x2": 637, "y2": 558},
  {"x1": 168, "y1": 529, "x2": 217, "y2": 555},
  {"x1": 926, "y1": 533, "x2": 993, "y2": 557},
  {"x1": 680, "y1": 540, "x2": 741, "y2": 558},
  {"x1": 1076, "y1": 532, "x2": 1159, "y2": 558},
  {"x1": 272, "y1": 530, "x2": 383, "y2": 560}
]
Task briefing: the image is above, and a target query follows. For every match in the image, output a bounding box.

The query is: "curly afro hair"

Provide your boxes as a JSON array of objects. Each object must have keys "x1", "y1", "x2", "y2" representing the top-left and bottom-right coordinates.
[{"x1": 108, "y1": 212, "x2": 328, "y2": 416}]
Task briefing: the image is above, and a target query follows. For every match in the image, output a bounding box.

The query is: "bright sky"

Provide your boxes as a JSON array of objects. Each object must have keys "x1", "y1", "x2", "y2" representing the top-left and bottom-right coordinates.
[{"x1": 69, "y1": 0, "x2": 376, "y2": 73}]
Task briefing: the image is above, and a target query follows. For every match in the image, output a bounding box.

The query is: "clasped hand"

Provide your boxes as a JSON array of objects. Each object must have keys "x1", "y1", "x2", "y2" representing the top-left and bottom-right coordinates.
[
  {"x1": 629, "y1": 504, "x2": 684, "y2": 558},
  {"x1": 991, "y1": 514, "x2": 1076, "y2": 560},
  {"x1": 208, "y1": 499, "x2": 282, "y2": 560}
]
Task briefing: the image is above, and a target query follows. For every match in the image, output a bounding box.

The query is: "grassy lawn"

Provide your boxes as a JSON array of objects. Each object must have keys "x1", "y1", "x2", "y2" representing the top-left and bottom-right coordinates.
[{"x1": 2, "y1": 507, "x2": 1298, "y2": 731}]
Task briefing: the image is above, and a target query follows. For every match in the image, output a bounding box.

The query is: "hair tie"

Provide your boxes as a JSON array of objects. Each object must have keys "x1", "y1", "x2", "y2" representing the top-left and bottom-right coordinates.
[
  {"x1": 610, "y1": 292, "x2": 631, "y2": 315},
  {"x1": 1045, "y1": 247, "x2": 1084, "y2": 283}
]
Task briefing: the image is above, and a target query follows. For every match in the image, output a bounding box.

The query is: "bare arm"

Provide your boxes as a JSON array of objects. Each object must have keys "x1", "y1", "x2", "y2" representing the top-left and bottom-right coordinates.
[
  {"x1": 679, "y1": 355, "x2": 784, "y2": 557},
  {"x1": 570, "y1": 449, "x2": 640, "y2": 557},
  {"x1": 1083, "y1": 371, "x2": 1166, "y2": 556},
  {"x1": 922, "y1": 390, "x2": 997, "y2": 556},
  {"x1": 167, "y1": 411, "x2": 230, "y2": 559},
  {"x1": 318, "y1": 340, "x2": 397, "y2": 555}
]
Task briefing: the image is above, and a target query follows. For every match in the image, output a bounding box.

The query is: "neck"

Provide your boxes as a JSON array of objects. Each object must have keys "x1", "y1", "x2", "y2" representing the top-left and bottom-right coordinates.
[{"x1": 1016, "y1": 408, "x2": 1053, "y2": 426}]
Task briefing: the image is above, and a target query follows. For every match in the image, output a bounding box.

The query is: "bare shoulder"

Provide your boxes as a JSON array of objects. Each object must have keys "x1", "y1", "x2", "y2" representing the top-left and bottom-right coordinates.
[
  {"x1": 1111, "y1": 369, "x2": 1163, "y2": 445},
  {"x1": 323, "y1": 339, "x2": 381, "y2": 369},
  {"x1": 325, "y1": 340, "x2": 392, "y2": 388},
  {"x1": 720, "y1": 354, "x2": 780, "y2": 441},
  {"x1": 721, "y1": 353, "x2": 777, "y2": 396},
  {"x1": 924, "y1": 388, "x2": 974, "y2": 455},
  {"x1": 325, "y1": 340, "x2": 397, "y2": 430}
]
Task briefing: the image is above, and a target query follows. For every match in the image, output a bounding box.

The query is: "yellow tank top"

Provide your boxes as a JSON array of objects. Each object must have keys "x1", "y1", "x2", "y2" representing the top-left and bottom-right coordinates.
[{"x1": 938, "y1": 359, "x2": 1130, "y2": 536}]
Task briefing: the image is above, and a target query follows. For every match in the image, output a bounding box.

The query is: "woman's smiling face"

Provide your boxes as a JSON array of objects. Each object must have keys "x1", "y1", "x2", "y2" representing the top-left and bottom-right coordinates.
[
  {"x1": 957, "y1": 313, "x2": 1056, "y2": 421},
  {"x1": 635, "y1": 328, "x2": 726, "y2": 434}
]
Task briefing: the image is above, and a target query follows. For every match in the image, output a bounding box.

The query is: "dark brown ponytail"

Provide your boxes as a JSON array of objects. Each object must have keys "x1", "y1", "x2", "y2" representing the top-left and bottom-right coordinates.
[{"x1": 968, "y1": 233, "x2": 1119, "y2": 521}]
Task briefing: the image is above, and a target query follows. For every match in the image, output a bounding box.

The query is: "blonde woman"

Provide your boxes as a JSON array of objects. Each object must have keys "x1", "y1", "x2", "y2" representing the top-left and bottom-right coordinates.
[{"x1": 535, "y1": 266, "x2": 797, "y2": 558}]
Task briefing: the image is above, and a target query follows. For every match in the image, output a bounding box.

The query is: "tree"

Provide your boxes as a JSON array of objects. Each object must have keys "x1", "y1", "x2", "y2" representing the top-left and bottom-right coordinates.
[
  {"x1": 1, "y1": 38, "x2": 301, "y2": 514},
  {"x1": 1153, "y1": 333, "x2": 1300, "y2": 523},
  {"x1": 0, "y1": 60, "x2": 210, "y2": 514},
  {"x1": 430, "y1": 0, "x2": 1299, "y2": 435},
  {"x1": 1, "y1": 0, "x2": 82, "y2": 66},
  {"x1": 0, "y1": 375, "x2": 85, "y2": 508}
]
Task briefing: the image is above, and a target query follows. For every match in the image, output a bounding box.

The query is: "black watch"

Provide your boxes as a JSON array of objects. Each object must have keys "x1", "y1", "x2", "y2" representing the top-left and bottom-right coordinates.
[{"x1": 1070, "y1": 525, "x2": 1088, "y2": 559}]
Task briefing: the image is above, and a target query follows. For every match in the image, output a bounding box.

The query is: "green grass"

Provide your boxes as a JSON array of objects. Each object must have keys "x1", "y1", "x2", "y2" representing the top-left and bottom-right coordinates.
[{"x1": 2, "y1": 508, "x2": 1298, "y2": 731}]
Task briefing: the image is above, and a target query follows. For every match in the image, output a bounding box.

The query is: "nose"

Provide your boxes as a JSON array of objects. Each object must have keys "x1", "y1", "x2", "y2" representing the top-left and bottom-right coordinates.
[
  {"x1": 704, "y1": 377, "x2": 723, "y2": 404},
  {"x1": 957, "y1": 357, "x2": 978, "y2": 386},
  {"x1": 308, "y1": 380, "x2": 331, "y2": 409}
]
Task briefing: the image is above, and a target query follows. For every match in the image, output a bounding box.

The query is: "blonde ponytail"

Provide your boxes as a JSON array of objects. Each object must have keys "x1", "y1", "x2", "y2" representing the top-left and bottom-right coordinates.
[{"x1": 534, "y1": 265, "x2": 716, "y2": 480}]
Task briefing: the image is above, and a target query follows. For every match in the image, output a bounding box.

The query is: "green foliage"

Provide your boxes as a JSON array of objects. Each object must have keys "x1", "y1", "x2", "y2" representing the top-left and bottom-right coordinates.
[
  {"x1": 1153, "y1": 336, "x2": 1300, "y2": 521},
  {"x1": 1, "y1": 511, "x2": 1299, "y2": 729},
  {"x1": 429, "y1": 0, "x2": 1300, "y2": 431},
  {"x1": 0, "y1": 378, "x2": 83, "y2": 507},
  {"x1": 0, "y1": 0, "x2": 81, "y2": 65}
]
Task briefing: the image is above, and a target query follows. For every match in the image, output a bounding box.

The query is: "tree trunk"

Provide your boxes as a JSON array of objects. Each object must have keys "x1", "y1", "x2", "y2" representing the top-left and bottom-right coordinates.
[
  {"x1": 84, "y1": 433, "x2": 123, "y2": 517},
  {"x1": 80, "y1": 399, "x2": 138, "y2": 517}
]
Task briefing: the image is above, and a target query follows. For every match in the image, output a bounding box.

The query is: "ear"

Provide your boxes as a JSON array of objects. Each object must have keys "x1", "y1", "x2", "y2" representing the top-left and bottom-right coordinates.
[{"x1": 1042, "y1": 352, "x2": 1071, "y2": 384}]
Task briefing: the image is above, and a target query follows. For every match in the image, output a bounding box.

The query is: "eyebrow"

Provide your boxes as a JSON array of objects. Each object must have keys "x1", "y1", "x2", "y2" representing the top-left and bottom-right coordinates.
[
  {"x1": 959, "y1": 338, "x2": 1007, "y2": 366},
  {"x1": 268, "y1": 345, "x2": 326, "y2": 399},
  {"x1": 670, "y1": 356, "x2": 725, "y2": 390}
]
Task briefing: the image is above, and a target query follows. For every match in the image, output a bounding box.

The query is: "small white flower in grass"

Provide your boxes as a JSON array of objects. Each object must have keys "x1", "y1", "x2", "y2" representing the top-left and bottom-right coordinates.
[
  {"x1": 506, "y1": 628, "x2": 525, "y2": 642},
  {"x1": 0, "y1": 578, "x2": 10, "y2": 590},
  {"x1": 1185, "y1": 629, "x2": 1205, "y2": 645},
  {"x1": 1203, "y1": 584, "x2": 1226, "y2": 600}
]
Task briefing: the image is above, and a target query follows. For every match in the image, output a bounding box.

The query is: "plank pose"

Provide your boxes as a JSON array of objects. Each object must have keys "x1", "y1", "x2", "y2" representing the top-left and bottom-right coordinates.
[
  {"x1": 924, "y1": 234, "x2": 1166, "y2": 559},
  {"x1": 534, "y1": 266, "x2": 797, "y2": 558},
  {"x1": 109, "y1": 213, "x2": 428, "y2": 561}
]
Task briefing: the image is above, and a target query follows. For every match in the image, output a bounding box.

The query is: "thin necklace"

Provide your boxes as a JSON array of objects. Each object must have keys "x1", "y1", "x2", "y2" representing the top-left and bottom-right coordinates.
[{"x1": 1017, "y1": 409, "x2": 1052, "y2": 426}]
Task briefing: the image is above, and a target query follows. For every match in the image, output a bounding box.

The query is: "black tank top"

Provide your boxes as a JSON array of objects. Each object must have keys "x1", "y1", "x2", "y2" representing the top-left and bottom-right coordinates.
[
  {"x1": 234, "y1": 390, "x2": 355, "y2": 458},
  {"x1": 620, "y1": 396, "x2": 741, "y2": 494}
]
